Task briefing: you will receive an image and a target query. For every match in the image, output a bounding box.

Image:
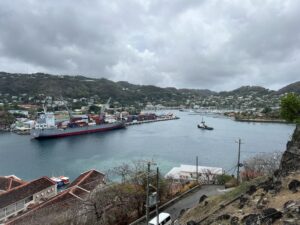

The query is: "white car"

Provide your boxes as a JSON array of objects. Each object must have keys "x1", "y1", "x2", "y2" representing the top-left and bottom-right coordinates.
[{"x1": 148, "y1": 212, "x2": 172, "y2": 225}]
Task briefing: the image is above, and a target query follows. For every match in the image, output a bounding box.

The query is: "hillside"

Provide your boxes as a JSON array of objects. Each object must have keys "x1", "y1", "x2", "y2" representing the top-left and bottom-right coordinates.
[
  {"x1": 179, "y1": 126, "x2": 300, "y2": 225},
  {"x1": 0, "y1": 72, "x2": 210, "y2": 106},
  {"x1": 218, "y1": 86, "x2": 274, "y2": 97},
  {"x1": 277, "y1": 81, "x2": 300, "y2": 95},
  {"x1": 0, "y1": 72, "x2": 300, "y2": 109}
]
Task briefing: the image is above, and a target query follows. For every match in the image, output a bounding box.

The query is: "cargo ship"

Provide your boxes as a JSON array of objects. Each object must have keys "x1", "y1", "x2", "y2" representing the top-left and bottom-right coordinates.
[{"x1": 31, "y1": 108, "x2": 125, "y2": 139}]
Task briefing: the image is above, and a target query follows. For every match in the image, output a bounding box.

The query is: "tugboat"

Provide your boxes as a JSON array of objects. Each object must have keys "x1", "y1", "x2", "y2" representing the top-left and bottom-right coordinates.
[{"x1": 197, "y1": 118, "x2": 214, "y2": 130}]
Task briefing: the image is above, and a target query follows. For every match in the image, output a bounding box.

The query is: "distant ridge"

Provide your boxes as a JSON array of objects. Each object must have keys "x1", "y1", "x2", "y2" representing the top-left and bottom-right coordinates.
[
  {"x1": 219, "y1": 85, "x2": 273, "y2": 96},
  {"x1": 0, "y1": 72, "x2": 214, "y2": 106},
  {"x1": 277, "y1": 81, "x2": 300, "y2": 94},
  {"x1": 0, "y1": 72, "x2": 299, "y2": 104}
]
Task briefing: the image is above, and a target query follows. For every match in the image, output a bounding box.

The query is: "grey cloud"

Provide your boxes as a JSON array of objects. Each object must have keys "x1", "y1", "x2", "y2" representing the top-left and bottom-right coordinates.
[{"x1": 0, "y1": 0, "x2": 299, "y2": 91}]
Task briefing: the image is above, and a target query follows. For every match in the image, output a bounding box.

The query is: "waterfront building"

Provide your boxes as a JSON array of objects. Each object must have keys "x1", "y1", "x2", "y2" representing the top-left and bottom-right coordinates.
[
  {"x1": 0, "y1": 177, "x2": 57, "y2": 223},
  {"x1": 6, "y1": 170, "x2": 105, "y2": 225}
]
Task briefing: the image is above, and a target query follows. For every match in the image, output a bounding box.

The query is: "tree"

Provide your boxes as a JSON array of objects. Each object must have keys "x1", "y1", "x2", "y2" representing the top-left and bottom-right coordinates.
[
  {"x1": 242, "y1": 152, "x2": 282, "y2": 181},
  {"x1": 280, "y1": 93, "x2": 300, "y2": 122},
  {"x1": 0, "y1": 111, "x2": 15, "y2": 129}
]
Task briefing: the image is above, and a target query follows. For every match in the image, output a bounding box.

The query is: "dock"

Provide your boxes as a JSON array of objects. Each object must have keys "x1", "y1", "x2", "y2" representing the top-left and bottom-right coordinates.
[{"x1": 125, "y1": 116, "x2": 179, "y2": 126}]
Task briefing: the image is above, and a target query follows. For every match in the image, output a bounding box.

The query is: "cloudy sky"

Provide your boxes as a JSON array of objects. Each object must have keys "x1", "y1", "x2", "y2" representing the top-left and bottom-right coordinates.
[{"x1": 0, "y1": 0, "x2": 299, "y2": 91}]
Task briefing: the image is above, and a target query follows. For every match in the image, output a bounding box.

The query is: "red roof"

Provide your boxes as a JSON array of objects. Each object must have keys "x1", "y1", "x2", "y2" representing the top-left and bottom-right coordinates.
[
  {"x1": 68, "y1": 169, "x2": 105, "y2": 191},
  {"x1": 6, "y1": 170, "x2": 105, "y2": 225},
  {"x1": 0, "y1": 177, "x2": 55, "y2": 209},
  {"x1": 0, "y1": 176, "x2": 27, "y2": 193}
]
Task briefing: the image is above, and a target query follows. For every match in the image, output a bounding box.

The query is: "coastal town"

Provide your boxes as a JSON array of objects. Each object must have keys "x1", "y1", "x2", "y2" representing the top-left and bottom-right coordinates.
[
  {"x1": 0, "y1": 76, "x2": 292, "y2": 133},
  {"x1": 2, "y1": 0, "x2": 300, "y2": 224}
]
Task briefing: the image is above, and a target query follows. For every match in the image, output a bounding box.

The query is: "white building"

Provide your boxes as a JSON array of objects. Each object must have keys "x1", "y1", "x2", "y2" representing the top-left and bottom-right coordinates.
[{"x1": 165, "y1": 164, "x2": 223, "y2": 184}]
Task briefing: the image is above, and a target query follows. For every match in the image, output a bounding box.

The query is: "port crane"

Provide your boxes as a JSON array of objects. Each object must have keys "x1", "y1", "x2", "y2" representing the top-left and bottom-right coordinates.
[{"x1": 59, "y1": 97, "x2": 73, "y2": 119}]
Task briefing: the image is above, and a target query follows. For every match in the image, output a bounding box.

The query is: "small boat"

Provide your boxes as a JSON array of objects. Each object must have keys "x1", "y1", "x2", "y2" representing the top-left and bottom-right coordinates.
[
  {"x1": 197, "y1": 119, "x2": 214, "y2": 130},
  {"x1": 50, "y1": 176, "x2": 70, "y2": 187}
]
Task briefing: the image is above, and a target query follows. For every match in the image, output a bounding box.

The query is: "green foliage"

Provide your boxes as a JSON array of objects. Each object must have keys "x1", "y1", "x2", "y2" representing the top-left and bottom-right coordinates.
[
  {"x1": 88, "y1": 105, "x2": 101, "y2": 114},
  {"x1": 216, "y1": 174, "x2": 233, "y2": 185},
  {"x1": 0, "y1": 111, "x2": 15, "y2": 128},
  {"x1": 280, "y1": 93, "x2": 300, "y2": 122},
  {"x1": 262, "y1": 106, "x2": 272, "y2": 114},
  {"x1": 0, "y1": 72, "x2": 209, "y2": 107}
]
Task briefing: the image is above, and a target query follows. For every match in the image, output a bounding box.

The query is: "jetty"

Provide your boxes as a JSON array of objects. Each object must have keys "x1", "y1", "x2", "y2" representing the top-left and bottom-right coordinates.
[{"x1": 125, "y1": 116, "x2": 179, "y2": 126}]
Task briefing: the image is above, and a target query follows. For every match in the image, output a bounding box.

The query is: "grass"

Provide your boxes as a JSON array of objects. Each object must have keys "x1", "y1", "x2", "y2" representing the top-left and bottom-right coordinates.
[{"x1": 179, "y1": 176, "x2": 267, "y2": 224}]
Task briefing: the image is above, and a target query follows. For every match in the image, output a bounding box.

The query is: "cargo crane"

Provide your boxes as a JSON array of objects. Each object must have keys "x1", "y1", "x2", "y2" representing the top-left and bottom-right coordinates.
[
  {"x1": 99, "y1": 97, "x2": 111, "y2": 123},
  {"x1": 59, "y1": 97, "x2": 73, "y2": 119},
  {"x1": 102, "y1": 97, "x2": 111, "y2": 114}
]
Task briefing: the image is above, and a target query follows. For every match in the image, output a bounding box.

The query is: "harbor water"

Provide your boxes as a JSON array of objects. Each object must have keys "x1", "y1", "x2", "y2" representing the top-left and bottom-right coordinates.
[{"x1": 0, "y1": 111, "x2": 295, "y2": 180}]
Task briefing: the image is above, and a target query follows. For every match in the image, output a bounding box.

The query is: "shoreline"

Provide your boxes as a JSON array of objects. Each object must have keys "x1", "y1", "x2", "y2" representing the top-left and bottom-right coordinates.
[{"x1": 234, "y1": 118, "x2": 290, "y2": 124}]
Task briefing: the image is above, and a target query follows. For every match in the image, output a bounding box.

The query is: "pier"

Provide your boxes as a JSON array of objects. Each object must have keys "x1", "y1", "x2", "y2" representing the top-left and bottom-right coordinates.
[{"x1": 125, "y1": 116, "x2": 180, "y2": 126}]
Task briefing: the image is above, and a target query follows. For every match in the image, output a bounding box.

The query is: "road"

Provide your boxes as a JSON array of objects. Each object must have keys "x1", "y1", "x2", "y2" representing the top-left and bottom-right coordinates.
[
  {"x1": 164, "y1": 185, "x2": 224, "y2": 221},
  {"x1": 135, "y1": 185, "x2": 224, "y2": 225}
]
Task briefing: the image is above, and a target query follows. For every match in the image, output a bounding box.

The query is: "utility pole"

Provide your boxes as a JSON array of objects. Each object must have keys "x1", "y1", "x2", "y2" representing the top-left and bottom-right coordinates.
[
  {"x1": 196, "y1": 156, "x2": 199, "y2": 184},
  {"x1": 156, "y1": 167, "x2": 159, "y2": 225},
  {"x1": 236, "y1": 138, "x2": 242, "y2": 184},
  {"x1": 146, "y1": 162, "x2": 150, "y2": 225}
]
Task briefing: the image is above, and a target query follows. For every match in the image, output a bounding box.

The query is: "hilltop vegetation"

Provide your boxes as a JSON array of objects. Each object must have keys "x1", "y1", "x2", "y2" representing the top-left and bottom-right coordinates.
[
  {"x1": 0, "y1": 72, "x2": 300, "y2": 110},
  {"x1": 0, "y1": 72, "x2": 211, "y2": 107}
]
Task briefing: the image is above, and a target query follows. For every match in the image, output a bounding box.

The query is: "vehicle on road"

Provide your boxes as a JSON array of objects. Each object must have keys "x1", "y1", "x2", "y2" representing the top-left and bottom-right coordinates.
[{"x1": 149, "y1": 212, "x2": 172, "y2": 225}]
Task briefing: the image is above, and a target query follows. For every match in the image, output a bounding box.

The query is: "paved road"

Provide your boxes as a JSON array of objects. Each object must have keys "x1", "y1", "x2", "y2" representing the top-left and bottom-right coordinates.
[
  {"x1": 164, "y1": 185, "x2": 224, "y2": 221},
  {"x1": 136, "y1": 185, "x2": 224, "y2": 225}
]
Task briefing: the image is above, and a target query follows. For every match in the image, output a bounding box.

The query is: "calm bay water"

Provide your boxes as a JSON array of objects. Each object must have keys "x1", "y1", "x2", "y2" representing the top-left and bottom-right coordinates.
[{"x1": 0, "y1": 111, "x2": 295, "y2": 180}]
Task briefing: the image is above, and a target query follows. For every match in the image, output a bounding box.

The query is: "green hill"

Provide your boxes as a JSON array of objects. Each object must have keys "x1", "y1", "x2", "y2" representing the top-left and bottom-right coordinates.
[{"x1": 0, "y1": 72, "x2": 212, "y2": 106}]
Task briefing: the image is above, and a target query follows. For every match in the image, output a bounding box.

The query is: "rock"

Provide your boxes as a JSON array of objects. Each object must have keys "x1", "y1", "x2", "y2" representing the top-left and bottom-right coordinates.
[
  {"x1": 186, "y1": 221, "x2": 196, "y2": 225},
  {"x1": 288, "y1": 179, "x2": 300, "y2": 193},
  {"x1": 216, "y1": 214, "x2": 231, "y2": 221},
  {"x1": 257, "y1": 193, "x2": 267, "y2": 209},
  {"x1": 261, "y1": 208, "x2": 282, "y2": 223},
  {"x1": 179, "y1": 209, "x2": 186, "y2": 217},
  {"x1": 273, "y1": 169, "x2": 280, "y2": 178},
  {"x1": 262, "y1": 197, "x2": 268, "y2": 205},
  {"x1": 204, "y1": 201, "x2": 208, "y2": 206},
  {"x1": 230, "y1": 216, "x2": 239, "y2": 225},
  {"x1": 239, "y1": 194, "x2": 250, "y2": 209},
  {"x1": 283, "y1": 201, "x2": 300, "y2": 223},
  {"x1": 283, "y1": 200, "x2": 296, "y2": 210},
  {"x1": 274, "y1": 180, "x2": 282, "y2": 193},
  {"x1": 283, "y1": 218, "x2": 298, "y2": 225},
  {"x1": 246, "y1": 185, "x2": 257, "y2": 195},
  {"x1": 261, "y1": 178, "x2": 274, "y2": 192},
  {"x1": 242, "y1": 214, "x2": 261, "y2": 225},
  {"x1": 280, "y1": 125, "x2": 300, "y2": 175},
  {"x1": 199, "y1": 194, "x2": 208, "y2": 204}
]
